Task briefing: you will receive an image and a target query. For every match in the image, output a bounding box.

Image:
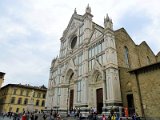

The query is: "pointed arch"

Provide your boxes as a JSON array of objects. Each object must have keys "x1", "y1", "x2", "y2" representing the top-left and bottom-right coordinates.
[
  {"x1": 62, "y1": 58, "x2": 77, "y2": 83},
  {"x1": 89, "y1": 60, "x2": 105, "y2": 83},
  {"x1": 90, "y1": 69, "x2": 102, "y2": 83},
  {"x1": 124, "y1": 46, "x2": 130, "y2": 68},
  {"x1": 147, "y1": 56, "x2": 151, "y2": 65},
  {"x1": 64, "y1": 69, "x2": 75, "y2": 84}
]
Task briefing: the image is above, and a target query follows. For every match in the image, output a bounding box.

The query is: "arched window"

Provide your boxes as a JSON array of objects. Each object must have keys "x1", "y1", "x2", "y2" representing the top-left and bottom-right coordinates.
[
  {"x1": 147, "y1": 56, "x2": 151, "y2": 64},
  {"x1": 41, "y1": 100, "x2": 45, "y2": 106},
  {"x1": 17, "y1": 98, "x2": 22, "y2": 104},
  {"x1": 24, "y1": 98, "x2": 28, "y2": 105},
  {"x1": 26, "y1": 91, "x2": 29, "y2": 96},
  {"x1": 71, "y1": 36, "x2": 77, "y2": 49},
  {"x1": 11, "y1": 97, "x2": 15, "y2": 104},
  {"x1": 36, "y1": 100, "x2": 39, "y2": 106},
  {"x1": 124, "y1": 46, "x2": 130, "y2": 67},
  {"x1": 43, "y1": 94, "x2": 46, "y2": 99},
  {"x1": 69, "y1": 72, "x2": 74, "y2": 82},
  {"x1": 13, "y1": 89, "x2": 17, "y2": 95},
  {"x1": 20, "y1": 90, "x2": 24, "y2": 96}
]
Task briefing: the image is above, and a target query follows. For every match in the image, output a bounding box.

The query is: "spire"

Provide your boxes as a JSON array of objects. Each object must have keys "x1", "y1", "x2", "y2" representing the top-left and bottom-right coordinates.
[
  {"x1": 74, "y1": 8, "x2": 77, "y2": 14},
  {"x1": 106, "y1": 14, "x2": 109, "y2": 21},
  {"x1": 104, "y1": 13, "x2": 113, "y2": 30},
  {"x1": 85, "y1": 4, "x2": 91, "y2": 14}
]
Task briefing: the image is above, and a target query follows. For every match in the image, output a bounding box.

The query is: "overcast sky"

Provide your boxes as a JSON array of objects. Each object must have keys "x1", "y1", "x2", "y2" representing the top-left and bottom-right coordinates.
[{"x1": 0, "y1": 0, "x2": 160, "y2": 87}]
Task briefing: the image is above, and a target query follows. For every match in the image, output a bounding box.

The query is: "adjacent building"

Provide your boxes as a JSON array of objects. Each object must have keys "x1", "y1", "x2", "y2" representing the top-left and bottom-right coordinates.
[
  {"x1": 0, "y1": 72, "x2": 5, "y2": 88},
  {"x1": 0, "y1": 84, "x2": 47, "y2": 113},
  {"x1": 129, "y1": 62, "x2": 160, "y2": 119},
  {"x1": 46, "y1": 5, "x2": 160, "y2": 119}
]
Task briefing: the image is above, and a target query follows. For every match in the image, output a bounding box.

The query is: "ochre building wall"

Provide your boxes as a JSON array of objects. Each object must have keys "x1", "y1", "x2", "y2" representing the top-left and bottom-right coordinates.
[
  {"x1": 137, "y1": 69, "x2": 160, "y2": 119},
  {"x1": 115, "y1": 28, "x2": 140, "y2": 69},
  {"x1": 0, "y1": 84, "x2": 46, "y2": 113},
  {"x1": 137, "y1": 42, "x2": 156, "y2": 66}
]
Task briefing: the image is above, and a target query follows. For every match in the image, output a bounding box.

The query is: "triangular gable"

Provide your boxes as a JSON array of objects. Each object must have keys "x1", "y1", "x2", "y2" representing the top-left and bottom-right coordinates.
[
  {"x1": 90, "y1": 29, "x2": 103, "y2": 41},
  {"x1": 68, "y1": 19, "x2": 81, "y2": 34},
  {"x1": 62, "y1": 58, "x2": 77, "y2": 78},
  {"x1": 138, "y1": 41, "x2": 155, "y2": 56},
  {"x1": 89, "y1": 58, "x2": 105, "y2": 84},
  {"x1": 90, "y1": 58, "x2": 103, "y2": 76},
  {"x1": 93, "y1": 58, "x2": 103, "y2": 71},
  {"x1": 156, "y1": 51, "x2": 160, "y2": 56},
  {"x1": 114, "y1": 28, "x2": 136, "y2": 45},
  {"x1": 63, "y1": 13, "x2": 83, "y2": 36},
  {"x1": 68, "y1": 58, "x2": 76, "y2": 70}
]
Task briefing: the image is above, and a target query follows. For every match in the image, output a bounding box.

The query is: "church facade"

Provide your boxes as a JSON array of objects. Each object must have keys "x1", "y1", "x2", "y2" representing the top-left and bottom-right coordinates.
[{"x1": 46, "y1": 5, "x2": 160, "y2": 119}]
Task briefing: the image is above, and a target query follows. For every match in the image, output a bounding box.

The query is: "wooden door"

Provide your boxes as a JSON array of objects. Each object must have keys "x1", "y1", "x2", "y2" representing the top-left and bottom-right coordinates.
[
  {"x1": 96, "y1": 88, "x2": 103, "y2": 114},
  {"x1": 69, "y1": 89, "x2": 74, "y2": 111}
]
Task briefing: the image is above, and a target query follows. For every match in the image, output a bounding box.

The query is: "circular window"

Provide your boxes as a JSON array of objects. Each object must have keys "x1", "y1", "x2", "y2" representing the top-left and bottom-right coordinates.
[{"x1": 71, "y1": 36, "x2": 77, "y2": 49}]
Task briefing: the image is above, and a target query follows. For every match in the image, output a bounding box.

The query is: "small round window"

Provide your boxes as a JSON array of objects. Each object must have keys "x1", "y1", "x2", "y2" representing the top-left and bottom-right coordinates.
[{"x1": 71, "y1": 36, "x2": 77, "y2": 49}]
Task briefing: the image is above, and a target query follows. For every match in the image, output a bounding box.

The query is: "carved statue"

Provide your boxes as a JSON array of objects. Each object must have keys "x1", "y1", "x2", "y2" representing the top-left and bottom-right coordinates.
[
  {"x1": 30, "y1": 90, "x2": 34, "y2": 100},
  {"x1": 26, "y1": 90, "x2": 34, "y2": 112}
]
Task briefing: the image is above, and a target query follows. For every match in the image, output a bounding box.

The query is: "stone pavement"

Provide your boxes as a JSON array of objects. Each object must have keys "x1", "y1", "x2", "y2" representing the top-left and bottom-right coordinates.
[{"x1": 0, "y1": 116, "x2": 12, "y2": 120}]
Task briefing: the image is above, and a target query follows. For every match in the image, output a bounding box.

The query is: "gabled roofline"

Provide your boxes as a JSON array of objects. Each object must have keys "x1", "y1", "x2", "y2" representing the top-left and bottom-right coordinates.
[
  {"x1": 62, "y1": 13, "x2": 83, "y2": 39},
  {"x1": 114, "y1": 28, "x2": 136, "y2": 45},
  {"x1": 138, "y1": 41, "x2": 155, "y2": 56},
  {"x1": 92, "y1": 22, "x2": 104, "y2": 30},
  {"x1": 156, "y1": 51, "x2": 160, "y2": 56}
]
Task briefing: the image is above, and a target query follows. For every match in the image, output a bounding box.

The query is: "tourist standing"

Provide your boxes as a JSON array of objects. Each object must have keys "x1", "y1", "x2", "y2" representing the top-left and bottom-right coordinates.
[
  {"x1": 102, "y1": 114, "x2": 107, "y2": 120},
  {"x1": 111, "y1": 114, "x2": 116, "y2": 120},
  {"x1": 43, "y1": 113, "x2": 47, "y2": 120},
  {"x1": 30, "y1": 113, "x2": 34, "y2": 120},
  {"x1": 22, "y1": 113, "x2": 27, "y2": 120}
]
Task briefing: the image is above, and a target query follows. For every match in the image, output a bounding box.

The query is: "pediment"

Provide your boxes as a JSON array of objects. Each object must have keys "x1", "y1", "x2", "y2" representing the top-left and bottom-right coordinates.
[
  {"x1": 90, "y1": 58, "x2": 103, "y2": 75},
  {"x1": 63, "y1": 14, "x2": 83, "y2": 37},
  {"x1": 68, "y1": 58, "x2": 76, "y2": 70},
  {"x1": 90, "y1": 29, "x2": 103, "y2": 41},
  {"x1": 62, "y1": 59, "x2": 76, "y2": 76},
  {"x1": 67, "y1": 19, "x2": 79, "y2": 34},
  {"x1": 62, "y1": 58, "x2": 78, "y2": 82},
  {"x1": 89, "y1": 59, "x2": 105, "y2": 83},
  {"x1": 93, "y1": 59, "x2": 103, "y2": 71}
]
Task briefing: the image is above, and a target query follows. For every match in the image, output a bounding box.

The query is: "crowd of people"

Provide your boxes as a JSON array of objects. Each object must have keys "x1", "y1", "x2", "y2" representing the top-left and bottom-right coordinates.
[
  {"x1": 0, "y1": 111, "x2": 39, "y2": 120},
  {"x1": 68, "y1": 107, "x2": 140, "y2": 120},
  {"x1": 0, "y1": 111, "x2": 62, "y2": 120},
  {"x1": 0, "y1": 109, "x2": 140, "y2": 120}
]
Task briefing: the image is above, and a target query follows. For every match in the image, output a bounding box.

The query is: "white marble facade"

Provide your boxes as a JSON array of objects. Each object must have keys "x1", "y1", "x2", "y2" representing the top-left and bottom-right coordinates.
[{"x1": 46, "y1": 5, "x2": 122, "y2": 114}]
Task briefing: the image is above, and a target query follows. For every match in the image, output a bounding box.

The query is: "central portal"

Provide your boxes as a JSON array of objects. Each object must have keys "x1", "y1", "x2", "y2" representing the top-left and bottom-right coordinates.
[
  {"x1": 69, "y1": 89, "x2": 74, "y2": 111},
  {"x1": 96, "y1": 88, "x2": 103, "y2": 114}
]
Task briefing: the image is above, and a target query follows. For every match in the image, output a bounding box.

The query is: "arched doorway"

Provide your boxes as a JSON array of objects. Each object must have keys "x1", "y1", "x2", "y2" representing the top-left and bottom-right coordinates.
[
  {"x1": 93, "y1": 71, "x2": 103, "y2": 114},
  {"x1": 66, "y1": 69, "x2": 75, "y2": 112}
]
